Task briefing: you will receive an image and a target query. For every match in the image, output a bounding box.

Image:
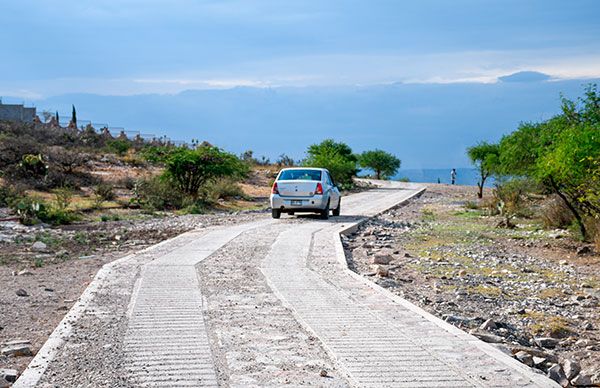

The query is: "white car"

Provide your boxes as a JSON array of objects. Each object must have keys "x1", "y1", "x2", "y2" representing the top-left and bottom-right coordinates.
[{"x1": 270, "y1": 167, "x2": 341, "y2": 219}]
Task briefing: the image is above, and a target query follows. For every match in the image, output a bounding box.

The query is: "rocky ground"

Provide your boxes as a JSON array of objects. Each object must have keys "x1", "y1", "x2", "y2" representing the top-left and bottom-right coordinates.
[
  {"x1": 0, "y1": 209, "x2": 268, "y2": 385},
  {"x1": 343, "y1": 184, "x2": 600, "y2": 387}
]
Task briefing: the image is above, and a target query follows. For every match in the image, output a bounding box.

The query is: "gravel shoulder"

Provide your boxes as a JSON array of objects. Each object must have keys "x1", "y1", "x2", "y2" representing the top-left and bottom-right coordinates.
[
  {"x1": 342, "y1": 183, "x2": 600, "y2": 386},
  {"x1": 197, "y1": 221, "x2": 350, "y2": 387}
]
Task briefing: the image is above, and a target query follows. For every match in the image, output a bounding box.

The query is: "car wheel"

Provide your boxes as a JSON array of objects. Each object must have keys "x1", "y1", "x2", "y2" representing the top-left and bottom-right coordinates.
[
  {"x1": 332, "y1": 198, "x2": 341, "y2": 216},
  {"x1": 272, "y1": 209, "x2": 281, "y2": 219},
  {"x1": 289, "y1": 211, "x2": 295, "y2": 216},
  {"x1": 320, "y1": 201, "x2": 330, "y2": 220}
]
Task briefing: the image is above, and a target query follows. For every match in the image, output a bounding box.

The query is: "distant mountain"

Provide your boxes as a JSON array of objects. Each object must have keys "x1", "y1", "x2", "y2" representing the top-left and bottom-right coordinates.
[
  {"x1": 27, "y1": 75, "x2": 599, "y2": 169},
  {"x1": 498, "y1": 71, "x2": 552, "y2": 83}
]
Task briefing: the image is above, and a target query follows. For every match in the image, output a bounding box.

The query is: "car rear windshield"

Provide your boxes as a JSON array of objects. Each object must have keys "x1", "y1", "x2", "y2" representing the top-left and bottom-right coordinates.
[{"x1": 278, "y1": 169, "x2": 322, "y2": 181}]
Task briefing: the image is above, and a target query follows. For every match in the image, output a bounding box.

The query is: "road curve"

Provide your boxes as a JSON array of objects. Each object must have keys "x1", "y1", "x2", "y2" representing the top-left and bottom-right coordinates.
[{"x1": 15, "y1": 181, "x2": 557, "y2": 387}]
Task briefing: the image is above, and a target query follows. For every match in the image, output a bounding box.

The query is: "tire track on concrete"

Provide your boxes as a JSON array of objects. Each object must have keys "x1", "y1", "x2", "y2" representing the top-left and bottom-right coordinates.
[{"x1": 122, "y1": 220, "x2": 272, "y2": 387}]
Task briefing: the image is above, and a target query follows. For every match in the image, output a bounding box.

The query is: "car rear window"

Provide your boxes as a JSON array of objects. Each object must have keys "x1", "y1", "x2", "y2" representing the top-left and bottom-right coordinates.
[{"x1": 278, "y1": 169, "x2": 322, "y2": 181}]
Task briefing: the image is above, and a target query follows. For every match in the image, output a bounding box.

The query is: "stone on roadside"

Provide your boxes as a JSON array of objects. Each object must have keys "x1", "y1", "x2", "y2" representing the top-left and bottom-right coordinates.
[
  {"x1": 534, "y1": 337, "x2": 559, "y2": 349},
  {"x1": 532, "y1": 356, "x2": 547, "y2": 367},
  {"x1": 371, "y1": 251, "x2": 393, "y2": 265},
  {"x1": 547, "y1": 364, "x2": 568, "y2": 387},
  {"x1": 561, "y1": 359, "x2": 581, "y2": 380},
  {"x1": 480, "y1": 318, "x2": 497, "y2": 331},
  {"x1": 15, "y1": 289, "x2": 29, "y2": 297},
  {"x1": 17, "y1": 269, "x2": 33, "y2": 276},
  {"x1": 570, "y1": 368, "x2": 600, "y2": 386},
  {"x1": 1, "y1": 343, "x2": 33, "y2": 357},
  {"x1": 0, "y1": 369, "x2": 17, "y2": 383},
  {"x1": 515, "y1": 350, "x2": 533, "y2": 367},
  {"x1": 319, "y1": 369, "x2": 328, "y2": 377},
  {"x1": 469, "y1": 330, "x2": 503, "y2": 344},
  {"x1": 31, "y1": 241, "x2": 47, "y2": 251},
  {"x1": 375, "y1": 265, "x2": 389, "y2": 277}
]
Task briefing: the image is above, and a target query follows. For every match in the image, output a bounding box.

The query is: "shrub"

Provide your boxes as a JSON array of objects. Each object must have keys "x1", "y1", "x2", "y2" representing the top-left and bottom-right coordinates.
[
  {"x1": 0, "y1": 184, "x2": 22, "y2": 207},
  {"x1": 493, "y1": 179, "x2": 530, "y2": 228},
  {"x1": 105, "y1": 139, "x2": 131, "y2": 156},
  {"x1": 540, "y1": 196, "x2": 574, "y2": 229},
  {"x1": 123, "y1": 149, "x2": 147, "y2": 167},
  {"x1": 20, "y1": 154, "x2": 48, "y2": 176},
  {"x1": 134, "y1": 176, "x2": 186, "y2": 210},
  {"x1": 204, "y1": 178, "x2": 247, "y2": 202},
  {"x1": 53, "y1": 187, "x2": 74, "y2": 211},
  {"x1": 164, "y1": 146, "x2": 248, "y2": 200},
  {"x1": 93, "y1": 183, "x2": 116, "y2": 208}
]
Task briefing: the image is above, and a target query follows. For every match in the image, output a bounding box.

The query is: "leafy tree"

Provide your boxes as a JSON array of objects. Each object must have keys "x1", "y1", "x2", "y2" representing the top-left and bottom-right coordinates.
[
  {"x1": 358, "y1": 149, "x2": 401, "y2": 180},
  {"x1": 467, "y1": 141, "x2": 500, "y2": 198},
  {"x1": 164, "y1": 145, "x2": 247, "y2": 200},
  {"x1": 303, "y1": 139, "x2": 357, "y2": 186},
  {"x1": 496, "y1": 84, "x2": 600, "y2": 239}
]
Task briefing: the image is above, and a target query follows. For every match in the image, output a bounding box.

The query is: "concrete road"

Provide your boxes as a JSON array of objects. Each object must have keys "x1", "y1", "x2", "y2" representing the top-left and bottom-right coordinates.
[{"x1": 15, "y1": 182, "x2": 557, "y2": 387}]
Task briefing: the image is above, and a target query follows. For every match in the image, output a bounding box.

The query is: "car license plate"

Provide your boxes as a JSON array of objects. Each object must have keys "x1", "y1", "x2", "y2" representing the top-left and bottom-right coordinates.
[{"x1": 291, "y1": 200, "x2": 302, "y2": 206}]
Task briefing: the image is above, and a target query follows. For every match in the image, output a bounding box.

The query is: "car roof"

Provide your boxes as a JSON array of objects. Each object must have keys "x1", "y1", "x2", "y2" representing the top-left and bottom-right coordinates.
[{"x1": 279, "y1": 167, "x2": 328, "y2": 172}]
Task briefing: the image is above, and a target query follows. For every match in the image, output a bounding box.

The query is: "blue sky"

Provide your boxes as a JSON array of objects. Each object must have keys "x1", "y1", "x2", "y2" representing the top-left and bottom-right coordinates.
[{"x1": 2, "y1": 0, "x2": 600, "y2": 98}]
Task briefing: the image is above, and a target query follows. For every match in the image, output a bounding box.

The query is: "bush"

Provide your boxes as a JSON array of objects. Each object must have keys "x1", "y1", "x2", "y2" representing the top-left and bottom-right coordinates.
[
  {"x1": 53, "y1": 187, "x2": 74, "y2": 211},
  {"x1": 134, "y1": 176, "x2": 186, "y2": 210},
  {"x1": 20, "y1": 154, "x2": 48, "y2": 176},
  {"x1": 93, "y1": 183, "x2": 116, "y2": 208},
  {"x1": 540, "y1": 196, "x2": 575, "y2": 229},
  {"x1": 105, "y1": 139, "x2": 131, "y2": 156},
  {"x1": 164, "y1": 146, "x2": 248, "y2": 199},
  {"x1": 493, "y1": 178, "x2": 530, "y2": 228},
  {"x1": 204, "y1": 178, "x2": 247, "y2": 202},
  {"x1": 0, "y1": 184, "x2": 22, "y2": 207},
  {"x1": 10, "y1": 196, "x2": 78, "y2": 225},
  {"x1": 358, "y1": 149, "x2": 401, "y2": 180}
]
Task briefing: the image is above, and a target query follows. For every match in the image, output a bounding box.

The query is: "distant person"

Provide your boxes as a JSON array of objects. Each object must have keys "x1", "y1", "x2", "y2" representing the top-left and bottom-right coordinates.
[
  {"x1": 437, "y1": 178, "x2": 441, "y2": 184},
  {"x1": 451, "y1": 168, "x2": 457, "y2": 185}
]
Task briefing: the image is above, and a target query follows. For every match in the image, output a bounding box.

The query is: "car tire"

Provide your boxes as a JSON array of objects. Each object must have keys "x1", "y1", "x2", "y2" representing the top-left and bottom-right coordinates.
[
  {"x1": 320, "y1": 201, "x2": 330, "y2": 220},
  {"x1": 332, "y1": 198, "x2": 341, "y2": 216},
  {"x1": 272, "y1": 209, "x2": 281, "y2": 219},
  {"x1": 289, "y1": 212, "x2": 295, "y2": 216}
]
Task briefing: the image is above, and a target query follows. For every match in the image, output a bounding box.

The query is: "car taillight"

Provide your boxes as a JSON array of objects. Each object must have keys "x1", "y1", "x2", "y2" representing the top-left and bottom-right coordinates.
[
  {"x1": 315, "y1": 182, "x2": 323, "y2": 195},
  {"x1": 272, "y1": 182, "x2": 279, "y2": 194}
]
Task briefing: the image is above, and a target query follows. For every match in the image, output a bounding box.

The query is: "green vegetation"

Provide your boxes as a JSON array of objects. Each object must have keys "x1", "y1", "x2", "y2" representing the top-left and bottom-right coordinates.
[
  {"x1": 358, "y1": 149, "x2": 401, "y2": 180},
  {"x1": 303, "y1": 139, "x2": 358, "y2": 187},
  {"x1": 469, "y1": 85, "x2": 600, "y2": 241},
  {"x1": 466, "y1": 141, "x2": 500, "y2": 198},
  {"x1": 163, "y1": 145, "x2": 247, "y2": 200}
]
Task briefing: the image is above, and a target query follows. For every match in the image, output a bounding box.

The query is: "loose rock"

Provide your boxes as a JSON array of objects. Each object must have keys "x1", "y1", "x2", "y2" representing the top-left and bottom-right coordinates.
[
  {"x1": 534, "y1": 337, "x2": 559, "y2": 349},
  {"x1": 15, "y1": 288, "x2": 29, "y2": 297},
  {"x1": 562, "y1": 358, "x2": 581, "y2": 380},
  {"x1": 31, "y1": 241, "x2": 47, "y2": 251},
  {"x1": 0, "y1": 369, "x2": 17, "y2": 383},
  {"x1": 515, "y1": 351, "x2": 534, "y2": 367},
  {"x1": 547, "y1": 364, "x2": 568, "y2": 387}
]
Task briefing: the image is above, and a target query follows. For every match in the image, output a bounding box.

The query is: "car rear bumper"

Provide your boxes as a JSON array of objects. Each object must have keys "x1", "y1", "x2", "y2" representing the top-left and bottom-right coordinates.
[{"x1": 270, "y1": 194, "x2": 327, "y2": 212}]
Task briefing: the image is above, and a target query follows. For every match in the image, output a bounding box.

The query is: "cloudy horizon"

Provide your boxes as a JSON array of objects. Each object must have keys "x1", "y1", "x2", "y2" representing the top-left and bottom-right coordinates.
[{"x1": 2, "y1": 1, "x2": 600, "y2": 99}]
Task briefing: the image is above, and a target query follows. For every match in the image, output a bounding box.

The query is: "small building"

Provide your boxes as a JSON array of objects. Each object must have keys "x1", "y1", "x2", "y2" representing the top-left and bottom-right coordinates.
[{"x1": 0, "y1": 100, "x2": 37, "y2": 123}]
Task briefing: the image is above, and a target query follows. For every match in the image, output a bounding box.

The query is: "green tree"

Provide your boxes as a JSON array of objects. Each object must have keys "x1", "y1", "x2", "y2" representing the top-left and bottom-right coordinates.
[
  {"x1": 164, "y1": 145, "x2": 247, "y2": 200},
  {"x1": 497, "y1": 84, "x2": 600, "y2": 239},
  {"x1": 467, "y1": 141, "x2": 500, "y2": 198},
  {"x1": 358, "y1": 149, "x2": 401, "y2": 180},
  {"x1": 303, "y1": 139, "x2": 357, "y2": 186}
]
